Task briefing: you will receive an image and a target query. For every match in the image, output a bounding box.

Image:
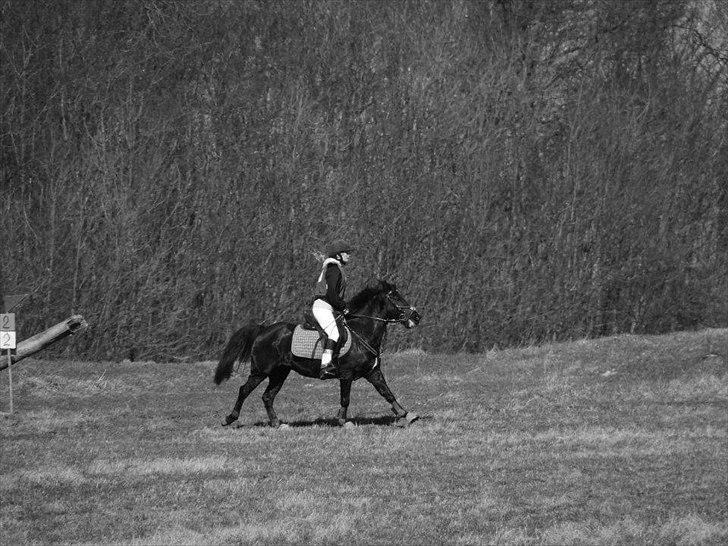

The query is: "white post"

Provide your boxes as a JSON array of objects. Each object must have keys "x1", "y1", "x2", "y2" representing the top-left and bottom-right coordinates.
[
  {"x1": 1, "y1": 313, "x2": 16, "y2": 414},
  {"x1": 6, "y1": 350, "x2": 11, "y2": 414}
]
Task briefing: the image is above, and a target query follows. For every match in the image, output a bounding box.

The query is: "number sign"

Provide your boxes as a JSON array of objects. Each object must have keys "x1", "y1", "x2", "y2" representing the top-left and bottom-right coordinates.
[
  {"x1": 1, "y1": 313, "x2": 14, "y2": 330},
  {"x1": 1, "y1": 331, "x2": 15, "y2": 350},
  {"x1": 1, "y1": 313, "x2": 16, "y2": 350}
]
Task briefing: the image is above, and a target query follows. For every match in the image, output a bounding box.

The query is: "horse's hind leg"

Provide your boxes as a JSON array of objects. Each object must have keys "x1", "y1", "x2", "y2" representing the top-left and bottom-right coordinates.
[
  {"x1": 261, "y1": 367, "x2": 290, "y2": 428},
  {"x1": 222, "y1": 374, "x2": 266, "y2": 426},
  {"x1": 365, "y1": 365, "x2": 419, "y2": 425}
]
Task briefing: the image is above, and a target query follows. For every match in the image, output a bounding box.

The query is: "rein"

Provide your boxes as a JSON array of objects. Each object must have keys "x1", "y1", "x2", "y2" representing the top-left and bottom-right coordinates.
[
  {"x1": 344, "y1": 291, "x2": 410, "y2": 357},
  {"x1": 347, "y1": 313, "x2": 400, "y2": 323},
  {"x1": 344, "y1": 313, "x2": 391, "y2": 357},
  {"x1": 347, "y1": 327, "x2": 384, "y2": 357}
]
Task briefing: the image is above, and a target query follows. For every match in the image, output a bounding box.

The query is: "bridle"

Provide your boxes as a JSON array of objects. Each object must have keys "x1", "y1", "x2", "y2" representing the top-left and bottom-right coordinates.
[
  {"x1": 340, "y1": 289, "x2": 420, "y2": 357},
  {"x1": 387, "y1": 291, "x2": 421, "y2": 325},
  {"x1": 348, "y1": 291, "x2": 419, "y2": 325},
  {"x1": 331, "y1": 287, "x2": 420, "y2": 358}
]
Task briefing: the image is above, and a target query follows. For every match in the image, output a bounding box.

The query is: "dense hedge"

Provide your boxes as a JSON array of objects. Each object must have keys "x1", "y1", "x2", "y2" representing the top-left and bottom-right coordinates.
[{"x1": 1, "y1": 0, "x2": 726, "y2": 359}]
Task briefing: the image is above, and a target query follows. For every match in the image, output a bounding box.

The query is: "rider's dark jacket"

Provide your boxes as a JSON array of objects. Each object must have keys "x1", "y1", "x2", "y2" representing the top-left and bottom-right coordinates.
[{"x1": 317, "y1": 262, "x2": 347, "y2": 312}]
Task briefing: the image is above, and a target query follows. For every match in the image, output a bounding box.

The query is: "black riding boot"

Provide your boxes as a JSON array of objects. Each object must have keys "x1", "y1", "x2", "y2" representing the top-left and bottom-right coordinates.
[{"x1": 319, "y1": 338, "x2": 338, "y2": 379}]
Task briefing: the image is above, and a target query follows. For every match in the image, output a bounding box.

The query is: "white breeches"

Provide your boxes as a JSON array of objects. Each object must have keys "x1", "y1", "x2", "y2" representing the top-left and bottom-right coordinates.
[{"x1": 312, "y1": 299, "x2": 339, "y2": 342}]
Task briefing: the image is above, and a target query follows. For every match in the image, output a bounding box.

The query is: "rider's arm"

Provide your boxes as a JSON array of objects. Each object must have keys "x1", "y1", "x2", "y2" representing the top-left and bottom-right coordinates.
[{"x1": 324, "y1": 265, "x2": 347, "y2": 312}]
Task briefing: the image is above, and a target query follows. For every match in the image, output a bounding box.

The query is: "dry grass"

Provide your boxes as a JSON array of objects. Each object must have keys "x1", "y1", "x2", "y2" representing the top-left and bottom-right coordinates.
[{"x1": 1, "y1": 328, "x2": 726, "y2": 544}]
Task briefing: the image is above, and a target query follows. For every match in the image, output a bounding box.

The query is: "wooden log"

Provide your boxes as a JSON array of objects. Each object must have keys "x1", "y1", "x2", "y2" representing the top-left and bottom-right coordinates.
[{"x1": 0, "y1": 315, "x2": 88, "y2": 371}]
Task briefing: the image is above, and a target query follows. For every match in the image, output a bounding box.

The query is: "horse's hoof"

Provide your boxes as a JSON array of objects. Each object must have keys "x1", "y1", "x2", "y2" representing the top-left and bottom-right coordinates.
[
  {"x1": 343, "y1": 421, "x2": 356, "y2": 429},
  {"x1": 221, "y1": 414, "x2": 238, "y2": 427},
  {"x1": 394, "y1": 412, "x2": 419, "y2": 427},
  {"x1": 279, "y1": 423, "x2": 291, "y2": 430}
]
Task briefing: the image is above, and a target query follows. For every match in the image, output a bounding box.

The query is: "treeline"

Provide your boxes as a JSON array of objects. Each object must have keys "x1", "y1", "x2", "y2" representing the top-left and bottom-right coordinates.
[{"x1": 1, "y1": 0, "x2": 726, "y2": 359}]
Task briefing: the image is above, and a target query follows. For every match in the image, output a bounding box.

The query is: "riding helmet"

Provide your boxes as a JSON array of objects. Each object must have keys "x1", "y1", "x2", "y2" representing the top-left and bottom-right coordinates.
[{"x1": 327, "y1": 239, "x2": 352, "y2": 258}]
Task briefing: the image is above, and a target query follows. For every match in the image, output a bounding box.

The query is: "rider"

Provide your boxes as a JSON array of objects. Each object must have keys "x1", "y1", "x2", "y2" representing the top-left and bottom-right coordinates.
[{"x1": 312, "y1": 239, "x2": 351, "y2": 379}]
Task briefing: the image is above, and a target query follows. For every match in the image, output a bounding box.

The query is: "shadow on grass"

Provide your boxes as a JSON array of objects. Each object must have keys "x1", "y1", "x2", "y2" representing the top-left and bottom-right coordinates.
[{"x1": 243, "y1": 414, "x2": 432, "y2": 428}]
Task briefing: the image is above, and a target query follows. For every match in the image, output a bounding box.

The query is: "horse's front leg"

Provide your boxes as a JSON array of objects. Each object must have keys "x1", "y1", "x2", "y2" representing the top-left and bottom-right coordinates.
[
  {"x1": 336, "y1": 371, "x2": 354, "y2": 426},
  {"x1": 365, "y1": 363, "x2": 419, "y2": 426}
]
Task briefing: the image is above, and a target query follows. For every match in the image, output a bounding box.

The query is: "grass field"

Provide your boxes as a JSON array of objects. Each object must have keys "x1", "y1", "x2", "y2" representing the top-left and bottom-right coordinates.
[{"x1": 1, "y1": 328, "x2": 727, "y2": 545}]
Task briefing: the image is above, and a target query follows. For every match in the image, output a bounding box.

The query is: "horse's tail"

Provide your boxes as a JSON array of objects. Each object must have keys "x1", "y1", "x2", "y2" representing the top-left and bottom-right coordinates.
[{"x1": 214, "y1": 322, "x2": 265, "y2": 385}]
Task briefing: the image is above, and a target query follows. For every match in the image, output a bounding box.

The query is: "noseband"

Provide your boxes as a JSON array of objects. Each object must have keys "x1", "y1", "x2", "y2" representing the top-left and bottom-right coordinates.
[
  {"x1": 349, "y1": 291, "x2": 419, "y2": 325},
  {"x1": 345, "y1": 290, "x2": 419, "y2": 357},
  {"x1": 385, "y1": 291, "x2": 420, "y2": 324}
]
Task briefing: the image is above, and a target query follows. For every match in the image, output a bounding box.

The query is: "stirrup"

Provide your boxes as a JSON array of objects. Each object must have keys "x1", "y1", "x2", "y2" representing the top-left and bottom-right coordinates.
[{"x1": 319, "y1": 363, "x2": 337, "y2": 379}]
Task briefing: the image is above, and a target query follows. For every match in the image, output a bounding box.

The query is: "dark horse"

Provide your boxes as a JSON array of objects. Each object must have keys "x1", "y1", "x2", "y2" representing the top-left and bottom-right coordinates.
[{"x1": 214, "y1": 280, "x2": 421, "y2": 427}]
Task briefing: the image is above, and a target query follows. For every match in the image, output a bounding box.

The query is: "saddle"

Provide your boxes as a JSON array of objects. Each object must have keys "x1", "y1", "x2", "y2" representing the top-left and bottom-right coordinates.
[{"x1": 291, "y1": 311, "x2": 351, "y2": 360}]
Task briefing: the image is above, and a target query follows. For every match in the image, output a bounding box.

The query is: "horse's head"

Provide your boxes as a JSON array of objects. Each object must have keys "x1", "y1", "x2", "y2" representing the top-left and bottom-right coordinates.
[{"x1": 376, "y1": 280, "x2": 421, "y2": 329}]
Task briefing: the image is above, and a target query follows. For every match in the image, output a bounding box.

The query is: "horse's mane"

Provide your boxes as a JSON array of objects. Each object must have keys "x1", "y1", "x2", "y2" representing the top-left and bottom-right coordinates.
[{"x1": 348, "y1": 279, "x2": 396, "y2": 311}]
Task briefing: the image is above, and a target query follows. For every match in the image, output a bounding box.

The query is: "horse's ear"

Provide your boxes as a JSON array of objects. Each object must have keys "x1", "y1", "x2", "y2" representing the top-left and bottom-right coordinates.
[
  {"x1": 363, "y1": 276, "x2": 378, "y2": 289},
  {"x1": 377, "y1": 278, "x2": 396, "y2": 292}
]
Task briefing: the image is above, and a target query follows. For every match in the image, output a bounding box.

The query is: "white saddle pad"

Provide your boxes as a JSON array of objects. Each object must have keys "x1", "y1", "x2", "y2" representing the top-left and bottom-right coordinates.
[{"x1": 291, "y1": 326, "x2": 352, "y2": 360}]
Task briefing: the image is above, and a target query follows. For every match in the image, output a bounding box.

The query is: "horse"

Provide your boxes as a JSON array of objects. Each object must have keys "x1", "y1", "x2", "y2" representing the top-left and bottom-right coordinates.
[{"x1": 213, "y1": 279, "x2": 421, "y2": 427}]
